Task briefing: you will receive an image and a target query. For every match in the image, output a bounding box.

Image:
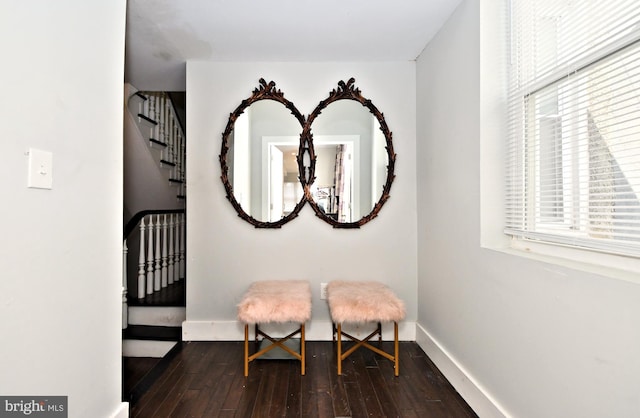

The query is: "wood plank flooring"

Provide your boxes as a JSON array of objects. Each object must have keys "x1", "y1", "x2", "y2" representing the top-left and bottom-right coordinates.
[{"x1": 129, "y1": 341, "x2": 477, "y2": 418}]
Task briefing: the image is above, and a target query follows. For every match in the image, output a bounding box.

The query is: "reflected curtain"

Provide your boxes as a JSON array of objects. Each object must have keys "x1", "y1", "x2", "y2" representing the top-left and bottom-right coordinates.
[{"x1": 333, "y1": 145, "x2": 351, "y2": 222}]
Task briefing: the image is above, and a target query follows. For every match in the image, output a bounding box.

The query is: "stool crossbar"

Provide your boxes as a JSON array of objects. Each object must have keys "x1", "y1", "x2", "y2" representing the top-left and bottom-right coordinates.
[
  {"x1": 327, "y1": 280, "x2": 405, "y2": 376},
  {"x1": 238, "y1": 280, "x2": 311, "y2": 377}
]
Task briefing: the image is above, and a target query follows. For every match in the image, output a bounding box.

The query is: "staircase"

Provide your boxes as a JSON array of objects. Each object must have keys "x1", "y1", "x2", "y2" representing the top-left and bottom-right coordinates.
[
  {"x1": 122, "y1": 87, "x2": 188, "y2": 403},
  {"x1": 121, "y1": 209, "x2": 186, "y2": 402},
  {"x1": 127, "y1": 89, "x2": 186, "y2": 201}
]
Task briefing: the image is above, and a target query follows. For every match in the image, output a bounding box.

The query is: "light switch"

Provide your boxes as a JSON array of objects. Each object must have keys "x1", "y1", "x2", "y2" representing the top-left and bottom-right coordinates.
[{"x1": 27, "y1": 148, "x2": 53, "y2": 189}]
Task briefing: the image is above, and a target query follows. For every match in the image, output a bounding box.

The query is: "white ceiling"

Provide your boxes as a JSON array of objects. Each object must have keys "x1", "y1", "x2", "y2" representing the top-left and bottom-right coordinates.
[{"x1": 124, "y1": 0, "x2": 462, "y2": 91}]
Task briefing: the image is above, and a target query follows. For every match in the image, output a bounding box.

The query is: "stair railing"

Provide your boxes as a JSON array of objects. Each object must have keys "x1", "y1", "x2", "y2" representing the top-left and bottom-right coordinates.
[
  {"x1": 122, "y1": 209, "x2": 186, "y2": 329},
  {"x1": 127, "y1": 91, "x2": 186, "y2": 199}
]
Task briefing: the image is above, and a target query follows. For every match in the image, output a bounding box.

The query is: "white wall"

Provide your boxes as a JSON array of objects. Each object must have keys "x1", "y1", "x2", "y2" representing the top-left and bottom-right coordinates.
[
  {"x1": 416, "y1": 1, "x2": 640, "y2": 417},
  {"x1": 0, "y1": 2, "x2": 128, "y2": 418},
  {"x1": 185, "y1": 62, "x2": 417, "y2": 340}
]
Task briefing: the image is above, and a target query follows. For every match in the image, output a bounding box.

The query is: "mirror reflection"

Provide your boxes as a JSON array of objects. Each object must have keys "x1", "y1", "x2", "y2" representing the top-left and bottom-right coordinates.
[
  {"x1": 309, "y1": 100, "x2": 389, "y2": 224},
  {"x1": 228, "y1": 100, "x2": 304, "y2": 223}
]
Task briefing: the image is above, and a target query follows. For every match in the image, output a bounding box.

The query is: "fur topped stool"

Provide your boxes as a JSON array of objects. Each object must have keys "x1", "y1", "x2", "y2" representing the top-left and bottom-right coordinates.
[
  {"x1": 237, "y1": 280, "x2": 311, "y2": 376},
  {"x1": 326, "y1": 280, "x2": 405, "y2": 376}
]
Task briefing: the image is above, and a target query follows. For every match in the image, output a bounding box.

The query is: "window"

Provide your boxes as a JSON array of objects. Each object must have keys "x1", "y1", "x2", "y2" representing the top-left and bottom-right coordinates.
[{"x1": 506, "y1": 0, "x2": 640, "y2": 257}]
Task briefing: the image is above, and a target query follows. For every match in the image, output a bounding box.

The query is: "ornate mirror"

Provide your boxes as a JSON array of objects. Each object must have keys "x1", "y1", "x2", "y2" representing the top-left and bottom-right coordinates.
[
  {"x1": 302, "y1": 79, "x2": 396, "y2": 228},
  {"x1": 219, "y1": 79, "x2": 307, "y2": 228}
]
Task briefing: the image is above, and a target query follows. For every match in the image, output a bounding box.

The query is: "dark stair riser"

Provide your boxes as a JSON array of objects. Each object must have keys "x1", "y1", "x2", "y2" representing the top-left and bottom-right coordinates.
[{"x1": 123, "y1": 325, "x2": 182, "y2": 341}]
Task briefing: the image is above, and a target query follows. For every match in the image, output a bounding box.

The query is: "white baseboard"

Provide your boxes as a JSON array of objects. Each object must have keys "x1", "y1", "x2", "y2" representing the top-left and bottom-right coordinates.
[
  {"x1": 182, "y1": 320, "x2": 416, "y2": 341},
  {"x1": 416, "y1": 323, "x2": 509, "y2": 418},
  {"x1": 110, "y1": 402, "x2": 129, "y2": 418}
]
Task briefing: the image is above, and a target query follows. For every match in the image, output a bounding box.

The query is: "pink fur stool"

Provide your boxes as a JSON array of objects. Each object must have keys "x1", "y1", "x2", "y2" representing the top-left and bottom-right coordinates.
[
  {"x1": 237, "y1": 280, "x2": 311, "y2": 376},
  {"x1": 326, "y1": 280, "x2": 405, "y2": 376}
]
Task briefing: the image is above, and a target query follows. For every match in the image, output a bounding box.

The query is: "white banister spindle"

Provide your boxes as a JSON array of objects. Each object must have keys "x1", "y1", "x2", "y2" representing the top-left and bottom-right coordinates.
[
  {"x1": 174, "y1": 214, "x2": 181, "y2": 281},
  {"x1": 170, "y1": 100, "x2": 175, "y2": 163},
  {"x1": 165, "y1": 109, "x2": 171, "y2": 158},
  {"x1": 138, "y1": 217, "x2": 147, "y2": 299},
  {"x1": 149, "y1": 95, "x2": 155, "y2": 119},
  {"x1": 143, "y1": 94, "x2": 149, "y2": 118},
  {"x1": 153, "y1": 95, "x2": 162, "y2": 141},
  {"x1": 146, "y1": 215, "x2": 154, "y2": 295},
  {"x1": 149, "y1": 95, "x2": 157, "y2": 140},
  {"x1": 122, "y1": 240, "x2": 129, "y2": 329},
  {"x1": 180, "y1": 132, "x2": 186, "y2": 183},
  {"x1": 179, "y1": 213, "x2": 185, "y2": 280},
  {"x1": 168, "y1": 214, "x2": 175, "y2": 285},
  {"x1": 154, "y1": 214, "x2": 162, "y2": 291},
  {"x1": 136, "y1": 94, "x2": 144, "y2": 115},
  {"x1": 155, "y1": 95, "x2": 161, "y2": 141},
  {"x1": 126, "y1": 211, "x2": 185, "y2": 299},
  {"x1": 171, "y1": 116, "x2": 177, "y2": 160},
  {"x1": 177, "y1": 124, "x2": 182, "y2": 168},
  {"x1": 180, "y1": 133, "x2": 186, "y2": 196},
  {"x1": 160, "y1": 95, "x2": 168, "y2": 163},
  {"x1": 161, "y1": 214, "x2": 168, "y2": 288},
  {"x1": 159, "y1": 94, "x2": 166, "y2": 143},
  {"x1": 172, "y1": 130, "x2": 179, "y2": 184}
]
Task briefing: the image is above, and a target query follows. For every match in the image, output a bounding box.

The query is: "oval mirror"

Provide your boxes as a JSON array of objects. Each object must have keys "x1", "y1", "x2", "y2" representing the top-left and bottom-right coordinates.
[
  {"x1": 220, "y1": 79, "x2": 306, "y2": 228},
  {"x1": 303, "y1": 79, "x2": 396, "y2": 228}
]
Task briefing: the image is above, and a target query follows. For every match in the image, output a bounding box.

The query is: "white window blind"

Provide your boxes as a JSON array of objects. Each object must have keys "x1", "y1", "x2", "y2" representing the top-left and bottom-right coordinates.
[{"x1": 506, "y1": 0, "x2": 640, "y2": 257}]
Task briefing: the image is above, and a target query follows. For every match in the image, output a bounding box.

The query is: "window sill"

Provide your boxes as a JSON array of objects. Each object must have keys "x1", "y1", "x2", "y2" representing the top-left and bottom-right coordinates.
[{"x1": 491, "y1": 239, "x2": 640, "y2": 285}]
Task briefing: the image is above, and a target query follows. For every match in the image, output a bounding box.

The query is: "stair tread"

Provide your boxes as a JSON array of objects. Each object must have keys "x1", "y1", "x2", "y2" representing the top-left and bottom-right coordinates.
[
  {"x1": 149, "y1": 138, "x2": 167, "y2": 147},
  {"x1": 137, "y1": 113, "x2": 158, "y2": 125}
]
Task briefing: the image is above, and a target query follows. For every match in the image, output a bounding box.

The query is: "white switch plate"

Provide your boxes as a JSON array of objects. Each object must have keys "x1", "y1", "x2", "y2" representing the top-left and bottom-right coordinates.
[
  {"x1": 320, "y1": 283, "x2": 328, "y2": 300},
  {"x1": 27, "y1": 148, "x2": 53, "y2": 189}
]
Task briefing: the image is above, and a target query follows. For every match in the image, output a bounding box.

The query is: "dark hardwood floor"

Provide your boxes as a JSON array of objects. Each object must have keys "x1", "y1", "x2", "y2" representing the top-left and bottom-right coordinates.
[
  {"x1": 124, "y1": 356, "x2": 161, "y2": 397},
  {"x1": 129, "y1": 340, "x2": 477, "y2": 418}
]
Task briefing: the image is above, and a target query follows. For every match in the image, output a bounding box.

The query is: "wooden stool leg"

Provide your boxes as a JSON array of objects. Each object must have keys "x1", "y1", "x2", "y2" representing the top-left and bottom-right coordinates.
[
  {"x1": 394, "y1": 321, "x2": 399, "y2": 377},
  {"x1": 244, "y1": 324, "x2": 249, "y2": 377},
  {"x1": 299, "y1": 324, "x2": 305, "y2": 375},
  {"x1": 337, "y1": 323, "x2": 342, "y2": 375}
]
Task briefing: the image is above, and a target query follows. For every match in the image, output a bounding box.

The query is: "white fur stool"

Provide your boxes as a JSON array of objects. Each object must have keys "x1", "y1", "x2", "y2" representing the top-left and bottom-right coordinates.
[
  {"x1": 326, "y1": 280, "x2": 405, "y2": 376},
  {"x1": 237, "y1": 280, "x2": 311, "y2": 376}
]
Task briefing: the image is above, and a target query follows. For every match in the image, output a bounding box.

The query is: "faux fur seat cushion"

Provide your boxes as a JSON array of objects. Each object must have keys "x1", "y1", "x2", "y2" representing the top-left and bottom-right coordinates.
[
  {"x1": 327, "y1": 280, "x2": 405, "y2": 324},
  {"x1": 238, "y1": 280, "x2": 311, "y2": 324}
]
